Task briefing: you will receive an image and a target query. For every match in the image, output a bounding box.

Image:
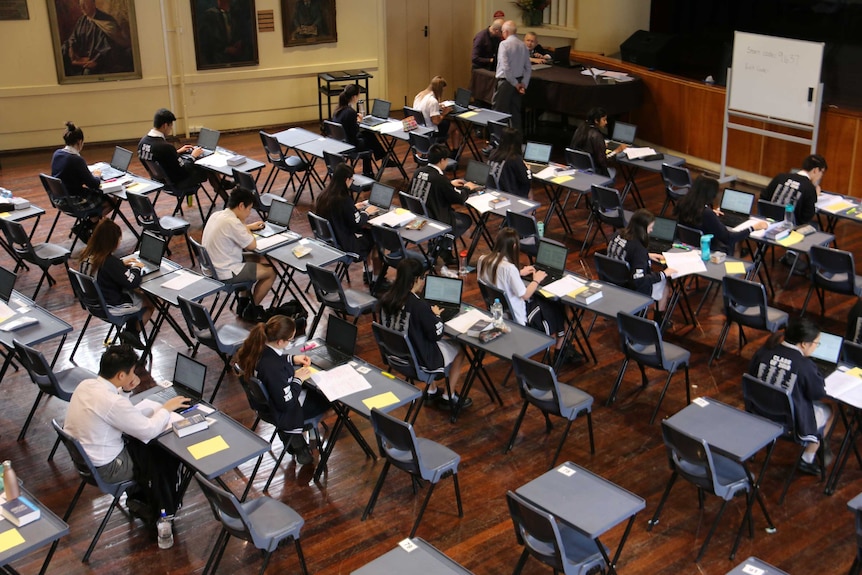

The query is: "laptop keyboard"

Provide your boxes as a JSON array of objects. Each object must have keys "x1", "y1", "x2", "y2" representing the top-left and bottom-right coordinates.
[{"x1": 720, "y1": 213, "x2": 750, "y2": 228}]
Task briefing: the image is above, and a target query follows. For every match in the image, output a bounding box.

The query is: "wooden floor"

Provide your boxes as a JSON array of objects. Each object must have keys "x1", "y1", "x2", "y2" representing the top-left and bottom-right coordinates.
[{"x1": 0, "y1": 126, "x2": 860, "y2": 575}]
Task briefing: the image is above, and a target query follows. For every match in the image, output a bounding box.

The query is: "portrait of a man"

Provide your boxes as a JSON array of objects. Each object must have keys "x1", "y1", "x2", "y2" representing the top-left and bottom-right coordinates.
[
  {"x1": 282, "y1": 0, "x2": 337, "y2": 47},
  {"x1": 47, "y1": 0, "x2": 142, "y2": 84},
  {"x1": 192, "y1": 0, "x2": 259, "y2": 70}
]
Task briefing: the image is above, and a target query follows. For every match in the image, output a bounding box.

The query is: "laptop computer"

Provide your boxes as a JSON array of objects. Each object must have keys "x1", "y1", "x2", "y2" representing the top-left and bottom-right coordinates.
[
  {"x1": 423, "y1": 275, "x2": 463, "y2": 322},
  {"x1": 99, "y1": 147, "x2": 134, "y2": 180},
  {"x1": 360, "y1": 99, "x2": 392, "y2": 127},
  {"x1": 447, "y1": 88, "x2": 472, "y2": 114},
  {"x1": 362, "y1": 182, "x2": 396, "y2": 216},
  {"x1": 305, "y1": 315, "x2": 358, "y2": 371},
  {"x1": 524, "y1": 141, "x2": 553, "y2": 172},
  {"x1": 196, "y1": 127, "x2": 221, "y2": 158},
  {"x1": 718, "y1": 189, "x2": 756, "y2": 229},
  {"x1": 139, "y1": 353, "x2": 208, "y2": 409},
  {"x1": 553, "y1": 46, "x2": 580, "y2": 68},
  {"x1": 534, "y1": 239, "x2": 569, "y2": 286},
  {"x1": 605, "y1": 121, "x2": 637, "y2": 151},
  {"x1": 258, "y1": 199, "x2": 296, "y2": 237},
  {"x1": 811, "y1": 331, "x2": 843, "y2": 376},
  {"x1": 132, "y1": 232, "x2": 168, "y2": 276},
  {"x1": 459, "y1": 160, "x2": 489, "y2": 192},
  {"x1": 649, "y1": 216, "x2": 678, "y2": 253},
  {"x1": 0, "y1": 267, "x2": 16, "y2": 303}
]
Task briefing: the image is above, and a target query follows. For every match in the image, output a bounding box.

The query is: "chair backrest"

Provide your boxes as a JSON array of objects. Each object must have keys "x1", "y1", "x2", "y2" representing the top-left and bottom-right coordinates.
[
  {"x1": 487, "y1": 119, "x2": 509, "y2": 148},
  {"x1": 512, "y1": 354, "x2": 563, "y2": 416},
  {"x1": 370, "y1": 407, "x2": 422, "y2": 475},
  {"x1": 505, "y1": 490, "x2": 567, "y2": 571},
  {"x1": 306, "y1": 263, "x2": 348, "y2": 310},
  {"x1": 399, "y1": 191, "x2": 428, "y2": 217},
  {"x1": 13, "y1": 339, "x2": 66, "y2": 399},
  {"x1": 661, "y1": 163, "x2": 692, "y2": 189},
  {"x1": 758, "y1": 199, "x2": 786, "y2": 221},
  {"x1": 371, "y1": 321, "x2": 428, "y2": 383},
  {"x1": 477, "y1": 278, "x2": 513, "y2": 317},
  {"x1": 141, "y1": 157, "x2": 170, "y2": 184},
  {"x1": 660, "y1": 421, "x2": 723, "y2": 494},
  {"x1": 39, "y1": 173, "x2": 71, "y2": 207},
  {"x1": 409, "y1": 131, "x2": 433, "y2": 156},
  {"x1": 307, "y1": 211, "x2": 340, "y2": 249},
  {"x1": 370, "y1": 225, "x2": 410, "y2": 268},
  {"x1": 259, "y1": 131, "x2": 288, "y2": 165},
  {"x1": 177, "y1": 295, "x2": 219, "y2": 351},
  {"x1": 591, "y1": 184, "x2": 625, "y2": 227},
  {"x1": 188, "y1": 237, "x2": 216, "y2": 280},
  {"x1": 809, "y1": 245, "x2": 858, "y2": 295},
  {"x1": 323, "y1": 120, "x2": 347, "y2": 142},
  {"x1": 232, "y1": 167, "x2": 257, "y2": 195},
  {"x1": 246, "y1": 373, "x2": 279, "y2": 426},
  {"x1": 842, "y1": 341, "x2": 862, "y2": 368},
  {"x1": 506, "y1": 210, "x2": 539, "y2": 240},
  {"x1": 741, "y1": 373, "x2": 798, "y2": 442},
  {"x1": 0, "y1": 218, "x2": 36, "y2": 260},
  {"x1": 594, "y1": 252, "x2": 631, "y2": 288},
  {"x1": 52, "y1": 419, "x2": 120, "y2": 493},
  {"x1": 323, "y1": 150, "x2": 345, "y2": 177},
  {"x1": 616, "y1": 312, "x2": 667, "y2": 369},
  {"x1": 67, "y1": 268, "x2": 114, "y2": 322},
  {"x1": 565, "y1": 147, "x2": 595, "y2": 172},
  {"x1": 194, "y1": 473, "x2": 259, "y2": 546},
  {"x1": 722, "y1": 276, "x2": 769, "y2": 330},
  {"x1": 125, "y1": 191, "x2": 158, "y2": 228},
  {"x1": 675, "y1": 223, "x2": 703, "y2": 247},
  {"x1": 403, "y1": 106, "x2": 426, "y2": 126}
]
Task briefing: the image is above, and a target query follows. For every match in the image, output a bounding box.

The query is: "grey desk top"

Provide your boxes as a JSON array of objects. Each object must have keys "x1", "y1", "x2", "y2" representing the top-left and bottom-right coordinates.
[
  {"x1": 267, "y1": 238, "x2": 346, "y2": 273},
  {"x1": 105, "y1": 174, "x2": 164, "y2": 199},
  {"x1": 517, "y1": 461, "x2": 645, "y2": 538},
  {"x1": 140, "y1": 269, "x2": 223, "y2": 306},
  {"x1": 749, "y1": 229, "x2": 834, "y2": 252},
  {"x1": 664, "y1": 397, "x2": 783, "y2": 462},
  {"x1": 532, "y1": 167, "x2": 614, "y2": 193},
  {"x1": 195, "y1": 148, "x2": 266, "y2": 177},
  {"x1": 362, "y1": 123, "x2": 435, "y2": 142},
  {"x1": 666, "y1": 248, "x2": 752, "y2": 283},
  {"x1": 725, "y1": 557, "x2": 789, "y2": 575},
  {"x1": 616, "y1": 152, "x2": 686, "y2": 172},
  {"x1": 551, "y1": 275, "x2": 653, "y2": 319},
  {"x1": 468, "y1": 190, "x2": 539, "y2": 218},
  {"x1": 0, "y1": 291, "x2": 73, "y2": 348},
  {"x1": 352, "y1": 538, "x2": 473, "y2": 574},
  {"x1": 448, "y1": 313, "x2": 553, "y2": 361},
  {"x1": 157, "y1": 410, "x2": 269, "y2": 479},
  {"x1": 296, "y1": 137, "x2": 355, "y2": 158},
  {"x1": 816, "y1": 192, "x2": 862, "y2": 221},
  {"x1": 0, "y1": 205, "x2": 46, "y2": 222},
  {"x1": 274, "y1": 127, "x2": 320, "y2": 149},
  {"x1": 329, "y1": 358, "x2": 422, "y2": 419},
  {"x1": 452, "y1": 108, "x2": 511, "y2": 127},
  {"x1": 0, "y1": 486, "x2": 69, "y2": 567},
  {"x1": 376, "y1": 217, "x2": 451, "y2": 245}
]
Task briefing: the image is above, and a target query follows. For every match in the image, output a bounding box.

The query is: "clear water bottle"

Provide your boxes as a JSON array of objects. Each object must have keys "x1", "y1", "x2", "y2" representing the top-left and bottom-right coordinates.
[
  {"x1": 536, "y1": 221, "x2": 544, "y2": 237},
  {"x1": 157, "y1": 510, "x2": 174, "y2": 549},
  {"x1": 0, "y1": 188, "x2": 11, "y2": 200},
  {"x1": 357, "y1": 99, "x2": 366, "y2": 117},
  {"x1": 459, "y1": 249, "x2": 469, "y2": 277},
  {"x1": 784, "y1": 202, "x2": 795, "y2": 225},
  {"x1": 491, "y1": 298, "x2": 504, "y2": 328}
]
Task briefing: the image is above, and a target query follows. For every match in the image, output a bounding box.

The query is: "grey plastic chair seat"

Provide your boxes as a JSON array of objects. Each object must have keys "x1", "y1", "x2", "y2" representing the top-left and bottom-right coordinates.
[
  {"x1": 54, "y1": 366, "x2": 97, "y2": 398},
  {"x1": 733, "y1": 305, "x2": 789, "y2": 331},
  {"x1": 342, "y1": 288, "x2": 378, "y2": 313},
  {"x1": 157, "y1": 215, "x2": 191, "y2": 232},
  {"x1": 224, "y1": 495, "x2": 305, "y2": 552},
  {"x1": 258, "y1": 192, "x2": 279, "y2": 209},
  {"x1": 32, "y1": 242, "x2": 71, "y2": 262},
  {"x1": 414, "y1": 437, "x2": 461, "y2": 482},
  {"x1": 216, "y1": 324, "x2": 252, "y2": 349},
  {"x1": 558, "y1": 524, "x2": 610, "y2": 575},
  {"x1": 351, "y1": 173, "x2": 375, "y2": 191}
]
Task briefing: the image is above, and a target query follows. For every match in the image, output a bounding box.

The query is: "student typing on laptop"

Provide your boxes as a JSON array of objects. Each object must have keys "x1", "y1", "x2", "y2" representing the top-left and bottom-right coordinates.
[
  {"x1": 477, "y1": 228, "x2": 569, "y2": 363},
  {"x1": 79, "y1": 219, "x2": 154, "y2": 350},
  {"x1": 569, "y1": 107, "x2": 624, "y2": 179},
  {"x1": 487, "y1": 127, "x2": 533, "y2": 199},
  {"x1": 333, "y1": 85, "x2": 385, "y2": 178},
  {"x1": 675, "y1": 176, "x2": 767, "y2": 254},
  {"x1": 235, "y1": 315, "x2": 331, "y2": 466}
]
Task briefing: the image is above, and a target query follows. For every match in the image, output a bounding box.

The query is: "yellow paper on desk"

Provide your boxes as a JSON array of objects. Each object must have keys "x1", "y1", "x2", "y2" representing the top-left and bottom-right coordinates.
[
  {"x1": 538, "y1": 289, "x2": 553, "y2": 298},
  {"x1": 362, "y1": 391, "x2": 399, "y2": 410},
  {"x1": 126, "y1": 182, "x2": 145, "y2": 193},
  {"x1": 776, "y1": 231, "x2": 803, "y2": 247},
  {"x1": 459, "y1": 111, "x2": 478, "y2": 119},
  {"x1": 551, "y1": 175, "x2": 573, "y2": 184},
  {"x1": 725, "y1": 262, "x2": 746, "y2": 275},
  {"x1": 0, "y1": 212, "x2": 9, "y2": 218},
  {"x1": 0, "y1": 528, "x2": 25, "y2": 553},
  {"x1": 187, "y1": 435, "x2": 229, "y2": 460},
  {"x1": 568, "y1": 285, "x2": 588, "y2": 298},
  {"x1": 848, "y1": 367, "x2": 862, "y2": 379}
]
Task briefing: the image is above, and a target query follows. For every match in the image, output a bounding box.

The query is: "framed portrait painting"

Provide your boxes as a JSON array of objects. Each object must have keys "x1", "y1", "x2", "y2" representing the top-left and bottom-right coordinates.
[
  {"x1": 191, "y1": 0, "x2": 259, "y2": 70},
  {"x1": 282, "y1": 0, "x2": 337, "y2": 47},
  {"x1": 46, "y1": 0, "x2": 142, "y2": 84}
]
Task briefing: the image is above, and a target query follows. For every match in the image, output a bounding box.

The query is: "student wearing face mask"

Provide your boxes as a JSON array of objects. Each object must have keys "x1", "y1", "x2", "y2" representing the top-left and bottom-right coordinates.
[{"x1": 235, "y1": 315, "x2": 329, "y2": 466}]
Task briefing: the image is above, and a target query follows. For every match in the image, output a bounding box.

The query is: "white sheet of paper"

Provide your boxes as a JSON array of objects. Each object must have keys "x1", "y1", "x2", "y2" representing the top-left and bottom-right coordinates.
[
  {"x1": 196, "y1": 152, "x2": 229, "y2": 168},
  {"x1": 255, "y1": 233, "x2": 293, "y2": 250},
  {"x1": 465, "y1": 193, "x2": 499, "y2": 214},
  {"x1": 623, "y1": 147, "x2": 659, "y2": 160},
  {"x1": 378, "y1": 120, "x2": 406, "y2": 134},
  {"x1": 160, "y1": 271, "x2": 201, "y2": 290},
  {"x1": 826, "y1": 369, "x2": 862, "y2": 408},
  {"x1": 662, "y1": 250, "x2": 707, "y2": 278},
  {"x1": 310, "y1": 363, "x2": 372, "y2": 402},
  {"x1": 534, "y1": 165, "x2": 558, "y2": 180},
  {"x1": 370, "y1": 209, "x2": 415, "y2": 228},
  {"x1": 731, "y1": 217, "x2": 765, "y2": 232},
  {"x1": 543, "y1": 275, "x2": 584, "y2": 297},
  {"x1": 445, "y1": 308, "x2": 491, "y2": 334},
  {"x1": 581, "y1": 67, "x2": 607, "y2": 76}
]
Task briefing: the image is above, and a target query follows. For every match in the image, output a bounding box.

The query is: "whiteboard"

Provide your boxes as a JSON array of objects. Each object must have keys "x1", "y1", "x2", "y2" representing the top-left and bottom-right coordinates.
[{"x1": 729, "y1": 31, "x2": 824, "y2": 126}]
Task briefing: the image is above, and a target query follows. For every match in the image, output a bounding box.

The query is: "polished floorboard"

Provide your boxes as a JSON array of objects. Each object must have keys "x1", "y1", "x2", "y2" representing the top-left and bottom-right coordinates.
[{"x1": 0, "y1": 125, "x2": 860, "y2": 574}]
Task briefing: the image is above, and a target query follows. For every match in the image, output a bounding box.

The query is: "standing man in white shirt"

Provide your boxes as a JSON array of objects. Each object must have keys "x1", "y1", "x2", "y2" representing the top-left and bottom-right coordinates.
[
  {"x1": 201, "y1": 187, "x2": 275, "y2": 321},
  {"x1": 493, "y1": 21, "x2": 531, "y2": 131}
]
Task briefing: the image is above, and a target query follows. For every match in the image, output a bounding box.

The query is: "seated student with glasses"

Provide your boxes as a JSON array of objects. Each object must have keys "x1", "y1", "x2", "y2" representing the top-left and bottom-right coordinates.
[
  {"x1": 235, "y1": 315, "x2": 330, "y2": 466},
  {"x1": 477, "y1": 228, "x2": 569, "y2": 363},
  {"x1": 379, "y1": 259, "x2": 470, "y2": 410},
  {"x1": 748, "y1": 316, "x2": 836, "y2": 475},
  {"x1": 314, "y1": 162, "x2": 383, "y2": 288}
]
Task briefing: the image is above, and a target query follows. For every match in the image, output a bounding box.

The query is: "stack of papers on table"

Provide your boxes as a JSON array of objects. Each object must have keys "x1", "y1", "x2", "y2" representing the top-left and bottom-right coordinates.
[
  {"x1": 661, "y1": 250, "x2": 707, "y2": 278},
  {"x1": 311, "y1": 363, "x2": 372, "y2": 401},
  {"x1": 623, "y1": 147, "x2": 659, "y2": 160},
  {"x1": 542, "y1": 275, "x2": 585, "y2": 298},
  {"x1": 817, "y1": 193, "x2": 857, "y2": 214},
  {"x1": 445, "y1": 308, "x2": 491, "y2": 334},
  {"x1": 826, "y1": 367, "x2": 862, "y2": 409},
  {"x1": 378, "y1": 120, "x2": 406, "y2": 134},
  {"x1": 196, "y1": 152, "x2": 230, "y2": 169},
  {"x1": 370, "y1": 208, "x2": 415, "y2": 228},
  {"x1": 161, "y1": 271, "x2": 202, "y2": 290},
  {"x1": 466, "y1": 192, "x2": 509, "y2": 214}
]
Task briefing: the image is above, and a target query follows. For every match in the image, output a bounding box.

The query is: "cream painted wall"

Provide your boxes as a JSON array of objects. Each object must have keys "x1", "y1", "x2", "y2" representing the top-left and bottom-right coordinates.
[{"x1": 0, "y1": 0, "x2": 385, "y2": 151}]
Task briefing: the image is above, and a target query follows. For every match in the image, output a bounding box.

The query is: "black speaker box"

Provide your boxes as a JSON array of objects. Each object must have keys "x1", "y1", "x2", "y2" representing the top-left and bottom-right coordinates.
[{"x1": 620, "y1": 30, "x2": 674, "y2": 69}]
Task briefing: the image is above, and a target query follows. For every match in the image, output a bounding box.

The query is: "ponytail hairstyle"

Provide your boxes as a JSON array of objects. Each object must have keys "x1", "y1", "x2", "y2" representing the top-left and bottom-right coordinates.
[
  {"x1": 335, "y1": 84, "x2": 360, "y2": 115},
  {"x1": 235, "y1": 315, "x2": 297, "y2": 377},
  {"x1": 622, "y1": 208, "x2": 654, "y2": 248},
  {"x1": 765, "y1": 315, "x2": 820, "y2": 349},
  {"x1": 63, "y1": 121, "x2": 84, "y2": 147},
  {"x1": 570, "y1": 107, "x2": 607, "y2": 151},
  {"x1": 479, "y1": 227, "x2": 520, "y2": 285},
  {"x1": 379, "y1": 259, "x2": 425, "y2": 317}
]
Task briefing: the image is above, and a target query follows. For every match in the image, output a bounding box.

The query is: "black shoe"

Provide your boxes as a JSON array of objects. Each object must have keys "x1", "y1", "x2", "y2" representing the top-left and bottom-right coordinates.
[
  {"x1": 242, "y1": 304, "x2": 265, "y2": 322},
  {"x1": 437, "y1": 394, "x2": 473, "y2": 410},
  {"x1": 236, "y1": 296, "x2": 251, "y2": 316},
  {"x1": 482, "y1": 145, "x2": 494, "y2": 156},
  {"x1": 797, "y1": 458, "x2": 822, "y2": 476},
  {"x1": 120, "y1": 330, "x2": 145, "y2": 350},
  {"x1": 127, "y1": 497, "x2": 157, "y2": 527},
  {"x1": 286, "y1": 435, "x2": 313, "y2": 466},
  {"x1": 564, "y1": 348, "x2": 585, "y2": 365}
]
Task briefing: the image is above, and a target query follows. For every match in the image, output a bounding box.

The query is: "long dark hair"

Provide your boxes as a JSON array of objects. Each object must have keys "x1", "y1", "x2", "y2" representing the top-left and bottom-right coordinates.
[
  {"x1": 766, "y1": 316, "x2": 820, "y2": 349},
  {"x1": 63, "y1": 121, "x2": 84, "y2": 146},
  {"x1": 676, "y1": 176, "x2": 719, "y2": 227},
  {"x1": 622, "y1": 208, "x2": 654, "y2": 248},
  {"x1": 380, "y1": 259, "x2": 425, "y2": 316},
  {"x1": 234, "y1": 315, "x2": 297, "y2": 377},
  {"x1": 79, "y1": 218, "x2": 118, "y2": 272},
  {"x1": 489, "y1": 127, "x2": 524, "y2": 163},
  {"x1": 334, "y1": 84, "x2": 360, "y2": 116},
  {"x1": 570, "y1": 107, "x2": 606, "y2": 150},
  {"x1": 315, "y1": 162, "x2": 353, "y2": 218},
  {"x1": 479, "y1": 227, "x2": 520, "y2": 285}
]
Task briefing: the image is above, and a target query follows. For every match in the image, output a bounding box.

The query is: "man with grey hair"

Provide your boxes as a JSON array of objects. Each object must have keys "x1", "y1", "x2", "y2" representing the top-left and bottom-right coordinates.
[
  {"x1": 493, "y1": 20, "x2": 531, "y2": 131},
  {"x1": 472, "y1": 18, "x2": 503, "y2": 69}
]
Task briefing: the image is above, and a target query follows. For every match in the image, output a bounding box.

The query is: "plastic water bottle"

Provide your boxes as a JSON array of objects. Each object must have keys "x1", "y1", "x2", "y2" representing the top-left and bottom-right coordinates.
[
  {"x1": 700, "y1": 234, "x2": 713, "y2": 262},
  {"x1": 491, "y1": 298, "x2": 504, "y2": 328},
  {"x1": 537, "y1": 221, "x2": 545, "y2": 237},
  {"x1": 357, "y1": 99, "x2": 366, "y2": 117},
  {"x1": 157, "y1": 510, "x2": 174, "y2": 549},
  {"x1": 784, "y1": 202, "x2": 795, "y2": 225},
  {"x1": 0, "y1": 188, "x2": 11, "y2": 200},
  {"x1": 459, "y1": 249, "x2": 469, "y2": 277}
]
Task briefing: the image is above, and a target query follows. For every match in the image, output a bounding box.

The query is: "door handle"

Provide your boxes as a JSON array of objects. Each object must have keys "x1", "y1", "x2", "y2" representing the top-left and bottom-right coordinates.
[{"x1": 423, "y1": 25, "x2": 428, "y2": 37}]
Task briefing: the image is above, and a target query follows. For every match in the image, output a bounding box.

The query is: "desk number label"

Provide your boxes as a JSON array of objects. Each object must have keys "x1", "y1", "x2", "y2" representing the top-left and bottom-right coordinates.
[
  {"x1": 399, "y1": 538, "x2": 418, "y2": 553},
  {"x1": 693, "y1": 397, "x2": 709, "y2": 407},
  {"x1": 742, "y1": 565, "x2": 765, "y2": 575},
  {"x1": 557, "y1": 465, "x2": 576, "y2": 477},
  {"x1": 355, "y1": 365, "x2": 371, "y2": 374}
]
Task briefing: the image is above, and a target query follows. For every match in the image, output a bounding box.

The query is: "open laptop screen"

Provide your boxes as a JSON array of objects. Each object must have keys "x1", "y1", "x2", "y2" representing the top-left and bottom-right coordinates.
[
  {"x1": 267, "y1": 199, "x2": 294, "y2": 227},
  {"x1": 720, "y1": 189, "x2": 755, "y2": 214},
  {"x1": 424, "y1": 276, "x2": 463, "y2": 305},
  {"x1": 464, "y1": 160, "x2": 491, "y2": 185},
  {"x1": 369, "y1": 182, "x2": 395, "y2": 209},
  {"x1": 173, "y1": 353, "x2": 208, "y2": 397},
  {"x1": 325, "y1": 315, "x2": 358, "y2": 356},
  {"x1": 111, "y1": 147, "x2": 134, "y2": 171},
  {"x1": 138, "y1": 232, "x2": 166, "y2": 265},
  {"x1": 455, "y1": 87, "x2": 471, "y2": 107},
  {"x1": 811, "y1": 332, "x2": 843, "y2": 365},
  {"x1": 524, "y1": 142, "x2": 552, "y2": 164},
  {"x1": 611, "y1": 122, "x2": 637, "y2": 144},
  {"x1": 197, "y1": 127, "x2": 220, "y2": 151},
  {"x1": 650, "y1": 216, "x2": 677, "y2": 242},
  {"x1": 0, "y1": 267, "x2": 16, "y2": 302},
  {"x1": 370, "y1": 99, "x2": 391, "y2": 119},
  {"x1": 536, "y1": 240, "x2": 568, "y2": 272}
]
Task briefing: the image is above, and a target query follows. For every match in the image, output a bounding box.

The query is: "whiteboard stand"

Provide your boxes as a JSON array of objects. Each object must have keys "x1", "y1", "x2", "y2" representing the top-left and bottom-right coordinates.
[{"x1": 719, "y1": 72, "x2": 823, "y2": 182}]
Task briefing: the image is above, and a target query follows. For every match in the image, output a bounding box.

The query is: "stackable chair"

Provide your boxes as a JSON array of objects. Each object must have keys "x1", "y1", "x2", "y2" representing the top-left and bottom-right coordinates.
[
  {"x1": 125, "y1": 191, "x2": 195, "y2": 265},
  {"x1": 39, "y1": 173, "x2": 102, "y2": 249},
  {"x1": 305, "y1": 263, "x2": 377, "y2": 339},
  {"x1": 802, "y1": 245, "x2": 862, "y2": 317},
  {"x1": 188, "y1": 237, "x2": 254, "y2": 321},
  {"x1": 139, "y1": 157, "x2": 213, "y2": 222},
  {"x1": 660, "y1": 163, "x2": 692, "y2": 216},
  {"x1": 581, "y1": 184, "x2": 631, "y2": 255},
  {"x1": 0, "y1": 217, "x2": 70, "y2": 300},
  {"x1": 232, "y1": 167, "x2": 279, "y2": 219},
  {"x1": 259, "y1": 130, "x2": 309, "y2": 202}
]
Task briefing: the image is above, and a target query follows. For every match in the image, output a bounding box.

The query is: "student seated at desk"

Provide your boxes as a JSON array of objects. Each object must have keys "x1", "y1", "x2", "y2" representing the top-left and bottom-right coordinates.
[
  {"x1": 606, "y1": 209, "x2": 677, "y2": 324},
  {"x1": 413, "y1": 76, "x2": 452, "y2": 143},
  {"x1": 523, "y1": 31, "x2": 552, "y2": 64},
  {"x1": 762, "y1": 153, "x2": 827, "y2": 227},
  {"x1": 379, "y1": 259, "x2": 469, "y2": 410},
  {"x1": 235, "y1": 315, "x2": 330, "y2": 466},
  {"x1": 570, "y1": 107, "x2": 624, "y2": 179},
  {"x1": 64, "y1": 344, "x2": 188, "y2": 524},
  {"x1": 675, "y1": 176, "x2": 767, "y2": 255},
  {"x1": 487, "y1": 127, "x2": 532, "y2": 199},
  {"x1": 314, "y1": 162, "x2": 382, "y2": 288},
  {"x1": 748, "y1": 316, "x2": 835, "y2": 475},
  {"x1": 79, "y1": 219, "x2": 154, "y2": 350},
  {"x1": 477, "y1": 228, "x2": 567, "y2": 363},
  {"x1": 333, "y1": 84, "x2": 385, "y2": 178}
]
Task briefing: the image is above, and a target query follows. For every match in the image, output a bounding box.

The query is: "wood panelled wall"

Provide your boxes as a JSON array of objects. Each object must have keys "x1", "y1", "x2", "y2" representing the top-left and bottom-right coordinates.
[{"x1": 572, "y1": 51, "x2": 862, "y2": 197}]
